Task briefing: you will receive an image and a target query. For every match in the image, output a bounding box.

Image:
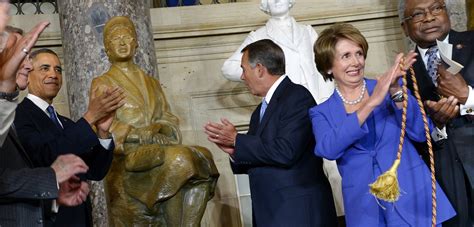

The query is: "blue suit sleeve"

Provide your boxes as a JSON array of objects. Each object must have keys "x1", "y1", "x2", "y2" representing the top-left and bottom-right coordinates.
[{"x1": 309, "y1": 107, "x2": 368, "y2": 160}]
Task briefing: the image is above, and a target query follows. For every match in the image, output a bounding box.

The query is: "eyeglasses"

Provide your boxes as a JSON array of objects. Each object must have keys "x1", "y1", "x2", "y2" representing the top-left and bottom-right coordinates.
[
  {"x1": 110, "y1": 35, "x2": 135, "y2": 45},
  {"x1": 402, "y1": 2, "x2": 446, "y2": 23}
]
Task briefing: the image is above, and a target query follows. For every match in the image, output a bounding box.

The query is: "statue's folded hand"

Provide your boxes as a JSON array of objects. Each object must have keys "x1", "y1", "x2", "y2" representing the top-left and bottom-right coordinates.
[
  {"x1": 152, "y1": 134, "x2": 171, "y2": 145},
  {"x1": 126, "y1": 124, "x2": 163, "y2": 144},
  {"x1": 125, "y1": 144, "x2": 165, "y2": 172}
]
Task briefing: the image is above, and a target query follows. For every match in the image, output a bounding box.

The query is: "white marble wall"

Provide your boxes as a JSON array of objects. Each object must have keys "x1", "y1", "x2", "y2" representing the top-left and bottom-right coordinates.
[{"x1": 9, "y1": 0, "x2": 467, "y2": 226}]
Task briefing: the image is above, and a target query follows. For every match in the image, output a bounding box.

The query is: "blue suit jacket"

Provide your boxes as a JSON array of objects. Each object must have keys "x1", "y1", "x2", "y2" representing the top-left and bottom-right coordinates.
[
  {"x1": 310, "y1": 79, "x2": 455, "y2": 226},
  {"x1": 14, "y1": 98, "x2": 114, "y2": 227},
  {"x1": 232, "y1": 77, "x2": 337, "y2": 227}
]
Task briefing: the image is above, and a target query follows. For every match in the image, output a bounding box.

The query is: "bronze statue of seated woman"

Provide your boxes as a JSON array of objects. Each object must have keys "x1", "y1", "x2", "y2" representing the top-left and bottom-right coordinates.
[{"x1": 91, "y1": 16, "x2": 219, "y2": 226}]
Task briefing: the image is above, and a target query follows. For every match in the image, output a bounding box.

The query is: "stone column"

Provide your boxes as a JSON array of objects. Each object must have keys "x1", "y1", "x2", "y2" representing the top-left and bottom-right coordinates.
[
  {"x1": 447, "y1": 0, "x2": 467, "y2": 31},
  {"x1": 56, "y1": 0, "x2": 157, "y2": 226}
]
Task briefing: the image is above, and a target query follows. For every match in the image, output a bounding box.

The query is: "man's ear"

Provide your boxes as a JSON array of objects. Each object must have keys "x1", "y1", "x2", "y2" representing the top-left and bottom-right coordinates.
[{"x1": 256, "y1": 63, "x2": 266, "y2": 78}]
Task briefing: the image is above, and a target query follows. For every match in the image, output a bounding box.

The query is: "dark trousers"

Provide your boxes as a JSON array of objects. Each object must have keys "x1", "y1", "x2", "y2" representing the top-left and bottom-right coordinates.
[{"x1": 437, "y1": 118, "x2": 474, "y2": 227}]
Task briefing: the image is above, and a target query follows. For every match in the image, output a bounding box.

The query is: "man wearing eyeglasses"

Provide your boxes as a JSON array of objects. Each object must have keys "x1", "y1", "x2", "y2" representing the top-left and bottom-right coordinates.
[{"x1": 399, "y1": 0, "x2": 474, "y2": 226}]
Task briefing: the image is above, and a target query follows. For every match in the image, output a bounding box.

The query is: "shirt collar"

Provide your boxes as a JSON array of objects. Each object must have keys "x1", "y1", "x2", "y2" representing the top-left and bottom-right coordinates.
[
  {"x1": 264, "y1": 75, "x2": 287, "y2": 104},
  {"x1": 417, "y1": 34, "x2": 449, "y2": 61},
  {"x1": 27, "y1": 93, "x2": 52, "y2": 115}
]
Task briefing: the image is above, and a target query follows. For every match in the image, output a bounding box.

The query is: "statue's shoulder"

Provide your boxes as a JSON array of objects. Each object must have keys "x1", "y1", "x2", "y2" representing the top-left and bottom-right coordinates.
[
  {"x1": 251, "y1": 25, "x2": 267, "y2": 36},
  {"x1": 93, "y1": 70, "x2": 113, "y2": 81}
]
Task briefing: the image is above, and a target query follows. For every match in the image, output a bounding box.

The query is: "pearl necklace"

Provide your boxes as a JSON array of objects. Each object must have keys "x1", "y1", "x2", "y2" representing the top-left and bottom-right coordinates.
[{"x1": 335, "y1": 80, "x2": 366, "y2": 105}]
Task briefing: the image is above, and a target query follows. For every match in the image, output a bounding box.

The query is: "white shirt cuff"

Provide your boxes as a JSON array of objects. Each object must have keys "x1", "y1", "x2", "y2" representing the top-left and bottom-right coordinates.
[
  {"x1": 460, "y1": 85, "x2": 474, "y2": 115},
  {"x1": 52, "y1": 181, "x2": 59, "y2": 213},
  {"x1": 52, "y1": 200, "x2": 59, "y2": 213},
  {"x1": 431, "y1": 126, "x2": 448, "y2": 141}
]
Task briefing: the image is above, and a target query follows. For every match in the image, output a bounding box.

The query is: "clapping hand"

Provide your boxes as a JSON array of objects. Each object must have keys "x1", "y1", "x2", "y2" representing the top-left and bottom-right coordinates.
[
  {"x1": 425, "y1": 96, "x2": 459, "y2": 128},
  {"x1": 204, "y1": 118, "x2": 237, "y2": 155},
  {"x1": 436, "y1": 64, "x2": 469, "y2": 104},
  {"x1": 369, "y1": 51, "x2": 417, "y2": 107},
  {"x1": 57, "y1": 176, "x2": 90, "y2": 206}
]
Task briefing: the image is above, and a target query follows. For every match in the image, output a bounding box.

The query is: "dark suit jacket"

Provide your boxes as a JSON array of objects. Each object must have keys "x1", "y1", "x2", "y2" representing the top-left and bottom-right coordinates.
[
  {"x1": 408, "y1": 30, "x2": 474, "y2": 187},
  {"x1": 231, "y1": 77, "x2": 337, "y2": 227},
  {"x1": 407, "y1": 30, "x2": 474, "y2": 226},
  {"x1": 0, "y1": 129, "x2": 58, "y2": 226},
  {"x1": 14, "y1": 98, "x2": 114, "y2": 227}
]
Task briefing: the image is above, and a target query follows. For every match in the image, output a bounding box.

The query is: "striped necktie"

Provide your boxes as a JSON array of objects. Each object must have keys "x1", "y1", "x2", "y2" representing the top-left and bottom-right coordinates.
[{"x1": 426, "y1": 45, "x2": 440, "y2": 86}]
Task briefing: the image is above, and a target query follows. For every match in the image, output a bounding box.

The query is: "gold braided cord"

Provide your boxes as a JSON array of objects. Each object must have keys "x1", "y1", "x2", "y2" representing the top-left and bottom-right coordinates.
[
  {"x1": 409, "y1": 67, "x2": 437, "y2": 227},
  {"x1": 397, "y1": 72, "x2": 409, "y2": 160},
  {"x1": 369, "y1": 68, "x2": 408, "y2": 202},
  {"x1": 369, "y1": 65, "x2": 436, "y2": 227}
]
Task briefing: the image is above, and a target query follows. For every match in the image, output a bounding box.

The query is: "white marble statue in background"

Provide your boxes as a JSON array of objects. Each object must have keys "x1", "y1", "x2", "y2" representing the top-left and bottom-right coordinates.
[
  {"x1": 221, "y1": 0, "x2": 333, "y2": 104},
  {"x1": 221, "y1": 0, "x2": 344, "y2": 217}
]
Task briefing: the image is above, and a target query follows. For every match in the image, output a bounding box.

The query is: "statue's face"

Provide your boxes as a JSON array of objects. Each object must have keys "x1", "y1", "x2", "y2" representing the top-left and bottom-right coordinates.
[
  {"x1": 105, "y1": 27, "x2": 137, "y2": 62},
  {"x1": 268, "y1": 0, "x2": 290, "y2": 17}
]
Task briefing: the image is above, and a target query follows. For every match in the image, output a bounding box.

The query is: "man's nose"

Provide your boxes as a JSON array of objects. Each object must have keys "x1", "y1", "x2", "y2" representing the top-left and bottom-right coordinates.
[{"x1": 24, "y1": 62, "x2": 33, "y2": 72}]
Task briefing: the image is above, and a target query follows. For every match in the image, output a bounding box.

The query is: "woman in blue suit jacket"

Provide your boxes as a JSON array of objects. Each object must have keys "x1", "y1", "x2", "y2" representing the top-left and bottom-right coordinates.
[{"x1": 310, "y1": 23, "x2": 456, "y2": 226}]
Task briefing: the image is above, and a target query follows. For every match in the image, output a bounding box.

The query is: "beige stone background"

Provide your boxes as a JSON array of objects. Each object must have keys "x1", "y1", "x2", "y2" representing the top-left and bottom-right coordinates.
[{"x1": 9, "y1": 0, "x2": 469, "y2": 226}]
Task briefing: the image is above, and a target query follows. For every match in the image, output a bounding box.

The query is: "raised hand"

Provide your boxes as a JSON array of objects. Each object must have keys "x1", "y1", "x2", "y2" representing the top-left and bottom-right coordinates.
[
  {"x1": 369, "y1": 51, "x2": 417, "y2": 107},
  {"x1": 204, "y1": 118, "x2": 237, "y2": 155},
  {"x1": 57, "y1": 176, "x2": 90, "y2": 206},
  {"x1": 437, "y1": 64, "x2": 469, "y2": 104},
  {"x1": 0, "y1": 21, "x2": 49, "y2": 93},
  {"x1": 51, "y1": 154, "x2": 89, "y2": 184},
  {"x1": 84, "y1": 86, "x2": 125, "y2": 126}
]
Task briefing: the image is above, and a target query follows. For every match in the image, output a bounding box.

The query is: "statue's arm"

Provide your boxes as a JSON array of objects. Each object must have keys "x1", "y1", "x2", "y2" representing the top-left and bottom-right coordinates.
[
  {"x1": 221, "y1": 31, "x2": 258, "y2": 81},
  {"x1": 153, "y1": 80, "x2": 182, "y2": 145}
]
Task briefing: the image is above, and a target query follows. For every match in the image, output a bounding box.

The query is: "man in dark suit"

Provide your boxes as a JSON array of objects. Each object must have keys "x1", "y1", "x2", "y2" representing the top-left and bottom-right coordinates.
[
  {"x1": 1, "y1": 24, "x2": 91, "y2": 226},
  {"x1": 204, "y1": 39, "x2": 337, "y2": 226},
  {"x1": 14, "y1": 48, "x2": 124, "y2": 227},
  {"x1": 400, "y1": 0, "x2": 474, "y2": 226}
]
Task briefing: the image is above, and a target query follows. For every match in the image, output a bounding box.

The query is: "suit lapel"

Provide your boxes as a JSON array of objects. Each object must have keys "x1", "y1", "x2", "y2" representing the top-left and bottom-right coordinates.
[
  {"x1": 23, "y1": 98, "x2": 62, "y2": 133},
  {"x1": 256, "y1": 77, "x2": 290, "y2": 135},
  {"x1": 412, "y1": 48, "x2": 439, "y2": 102},
  {"x1": 450, "y1": 30, "x2": 474, "y2": 84},
  {"x1": 328, "y1": 79, "x2": 387, "y2": 150},
  {"x1": 108, "y1": 65, "x2": 146, "y2": 105},
  {"x1": 366, "y1": 80, "x2": 387, "y2": 145}
]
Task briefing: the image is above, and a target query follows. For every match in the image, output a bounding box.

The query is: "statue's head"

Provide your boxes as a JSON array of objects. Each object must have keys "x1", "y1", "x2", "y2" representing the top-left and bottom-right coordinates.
[
  {"x1": 103, "y1": 16, "x2": 138, "y2": 63},
  {"x1": 260, "y1": 0, "x2": 294, "y2": 16}
]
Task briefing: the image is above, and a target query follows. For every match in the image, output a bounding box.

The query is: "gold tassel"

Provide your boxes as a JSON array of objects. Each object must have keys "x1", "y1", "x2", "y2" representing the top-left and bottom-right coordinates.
[{"x1": 369, "y1": 159, "x2": 401, "y2": 202}]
